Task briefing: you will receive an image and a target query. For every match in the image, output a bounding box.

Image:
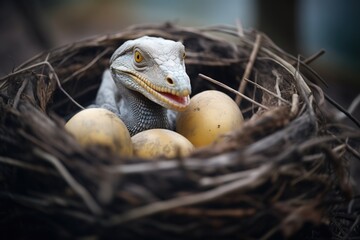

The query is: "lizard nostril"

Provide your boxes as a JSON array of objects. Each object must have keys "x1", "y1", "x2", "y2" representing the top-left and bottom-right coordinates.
[{"x1": 166, "y1": 77, "x2": 174, "y2": 85}]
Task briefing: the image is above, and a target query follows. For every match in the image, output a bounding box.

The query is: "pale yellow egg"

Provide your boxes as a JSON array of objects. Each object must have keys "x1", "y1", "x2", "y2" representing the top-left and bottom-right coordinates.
[
  {"x1": 65, "y1": 108, "x2": 133, "y2": 157},
  {"x1": 176, "y1": 90, "x2": 244, "y2": 147},
  {"x1": 131, "y1": 129, "x2": 194, "y2": 159}
]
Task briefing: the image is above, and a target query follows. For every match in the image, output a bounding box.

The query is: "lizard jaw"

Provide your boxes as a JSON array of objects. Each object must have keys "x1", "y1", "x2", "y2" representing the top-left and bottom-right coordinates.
[{"x1": 119, "y1": 69, "x2": 191, "y2": 111}]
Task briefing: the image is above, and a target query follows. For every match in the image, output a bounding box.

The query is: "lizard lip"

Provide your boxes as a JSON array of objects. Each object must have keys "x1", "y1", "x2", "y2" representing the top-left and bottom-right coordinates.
[
  {"x1": 155, "y1": 91, "x2": 190, "y2": 110},
  {"x1": 117, "y1": 68, "x2": 190, "y2": 111}
]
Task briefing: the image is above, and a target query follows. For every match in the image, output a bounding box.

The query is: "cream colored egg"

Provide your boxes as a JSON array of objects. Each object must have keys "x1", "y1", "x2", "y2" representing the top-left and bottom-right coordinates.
[
  {"x1": 176, "y1": 90, "x2": 244, "y2": 147},
  {"x1": 65, "y1": 108, "x2": 133, "y2": 157},
  {"x1": 131, "y1": 129, "x2": 194, "y2": 159}
]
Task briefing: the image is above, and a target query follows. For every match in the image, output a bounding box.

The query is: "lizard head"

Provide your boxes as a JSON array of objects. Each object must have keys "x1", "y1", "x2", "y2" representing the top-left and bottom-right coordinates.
[{"x1": 110, "y1": 36, "x2": 191, "y2": 111}]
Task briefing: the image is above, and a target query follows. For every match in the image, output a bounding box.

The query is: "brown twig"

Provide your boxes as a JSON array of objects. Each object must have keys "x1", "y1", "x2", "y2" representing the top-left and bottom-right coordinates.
[
  {"x1": 272, "y1": 70, "x2": 284, "y2": 106},
  {"x1": 34, "y1": 148, "x2": 102, "y2": 215},
  {"x1": 12, "y1": 78, "x2": 29, "y2": 109},
  {"x1": 171, "y1": 207, "x2": 256, "y2": 218},
  {"x1": 62, "y1": 48, "x2": 111, "y2": 84},
  {"x1": 244, "y1": 78, "x2": 291, "y2": 105},
  {"x1": 198, "y1": 73, "x2": 269, "y2": 110},
  {"x1": 235, "y1": 33, "x2": 262, "y2": 105},
  {"x1": 0, "y1": 156, "x2": 58, "y2": 176},
  {"x1": 290, "y1": 94, "x2": 299, "y2": 117},
  {"x1": 106, "y1": 164, "x2": 272, "y2": 225},
  {"x1": 303, "y1": 49, "x2": 325, "y2": 65}
]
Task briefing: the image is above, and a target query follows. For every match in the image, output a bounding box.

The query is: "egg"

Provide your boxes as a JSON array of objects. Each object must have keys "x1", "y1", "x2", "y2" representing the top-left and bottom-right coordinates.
[
  {"x1": 131, "y1": 129, "x2": 194, "y2": 159},
  {"x1": 65, "y1": 108, "x2": 133, "y2": 157},
  {"x1": 176, "y1": 90, "x2": 244, "y2": 147}
]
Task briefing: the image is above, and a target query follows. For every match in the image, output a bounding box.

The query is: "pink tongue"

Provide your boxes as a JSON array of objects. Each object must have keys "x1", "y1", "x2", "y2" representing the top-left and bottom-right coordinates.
[{"x1": 160, "y1": 92, "x2": 188, "y2": 105}]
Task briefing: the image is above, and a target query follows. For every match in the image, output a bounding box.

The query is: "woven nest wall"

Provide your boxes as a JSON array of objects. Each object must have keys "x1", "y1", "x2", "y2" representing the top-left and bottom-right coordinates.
[{"x1": 0, "y1": 24, "x2": 359, "y2": 239}]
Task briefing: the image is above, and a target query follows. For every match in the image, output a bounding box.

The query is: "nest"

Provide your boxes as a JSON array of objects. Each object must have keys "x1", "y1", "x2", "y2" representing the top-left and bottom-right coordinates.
[{"x1": 0, "y1": 23, "x2": 359, "y2": 239}]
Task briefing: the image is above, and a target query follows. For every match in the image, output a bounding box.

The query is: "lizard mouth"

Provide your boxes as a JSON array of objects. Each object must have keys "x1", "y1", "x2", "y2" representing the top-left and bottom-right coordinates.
[
  {"x1": 155, "y1": 91, "x2": 190, "y2": 110},
  {"x1": 120, "y1": 69, "x2": 190, "y2": 111}
]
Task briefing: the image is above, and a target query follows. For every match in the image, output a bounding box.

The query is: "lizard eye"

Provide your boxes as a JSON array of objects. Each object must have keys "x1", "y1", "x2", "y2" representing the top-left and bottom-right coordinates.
[{"x1": 134, "y1": 50, "x2": 143, "y2": 63}]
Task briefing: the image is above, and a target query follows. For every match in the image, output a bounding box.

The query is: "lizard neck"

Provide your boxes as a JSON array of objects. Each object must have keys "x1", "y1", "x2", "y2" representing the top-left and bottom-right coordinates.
[{"x1": 119, "y1": 87, "x2": 171, "y2": 136}]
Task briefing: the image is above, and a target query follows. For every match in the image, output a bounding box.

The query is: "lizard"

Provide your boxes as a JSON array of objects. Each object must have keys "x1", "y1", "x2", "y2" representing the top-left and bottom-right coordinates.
[{"x1": 91, "y1": 36, "x2": 191, "y2": 136}]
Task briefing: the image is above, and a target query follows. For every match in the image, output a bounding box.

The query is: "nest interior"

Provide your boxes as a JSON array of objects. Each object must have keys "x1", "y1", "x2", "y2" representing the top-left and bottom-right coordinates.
[{"x1": 0, "y1": 23, "x2": 359, "y2": 240}]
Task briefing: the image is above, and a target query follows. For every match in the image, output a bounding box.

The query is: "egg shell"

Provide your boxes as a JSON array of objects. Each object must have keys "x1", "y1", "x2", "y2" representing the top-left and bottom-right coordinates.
[
  {"x1": 176, "y1": 90, "x2": 244, "y2": 147},
  {"x1": 65, "y1": 108, "x2": 133, "y2": 157},
  {"x1": 131, "y1": 129, "x2": 194, "y2": 159}
]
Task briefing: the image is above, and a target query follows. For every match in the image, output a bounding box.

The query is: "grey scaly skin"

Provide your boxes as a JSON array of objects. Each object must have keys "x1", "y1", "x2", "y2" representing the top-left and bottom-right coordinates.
[{"x1": 92, "y1": 36, "x2": 191, "y2": 136}]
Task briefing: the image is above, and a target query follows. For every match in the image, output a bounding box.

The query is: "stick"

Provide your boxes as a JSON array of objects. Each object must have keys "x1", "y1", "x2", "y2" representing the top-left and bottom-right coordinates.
[
  {"x1": 244, "y1": 78, "x2": 291, "y2": 105},
  {"x1": 106, "y1": 164, "x2": 272, "y2": 225},
  {"x1": 0, "y1": 60, "x2": 85, "y2": 110},
  {"x1": 235, "y1": 33, "x2": 262, "y2": 105},
  {"x1": 303, "y1": 49, "x2": 325, "y2": 65},
  {"x1": 62, "y1": 48, "x2": 111, "y2": 84},
  {"x1": 198, "y1": 74, "x2": 269, "y2": 110},
  {"x1": 0, "y1": 156, "x2": 58, "y2": 176},
  {"x1": 235, "y1": 19, "x2": 244, "y2": 37},
  {"x1": 272, "y1": 70, "x2": 283, "y2": 106},
  {"x1": 34, "y1": 148, "x2": 102, "y2": 215},
  {"x1": 290, "y1": 94, "x2": 299, "y2": 116}
]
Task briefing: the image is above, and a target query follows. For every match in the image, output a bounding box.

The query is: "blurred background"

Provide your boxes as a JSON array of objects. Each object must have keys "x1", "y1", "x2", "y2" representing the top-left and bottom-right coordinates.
[{"x1": 0, "y1": 0, "x2": 359, "y2": 107}]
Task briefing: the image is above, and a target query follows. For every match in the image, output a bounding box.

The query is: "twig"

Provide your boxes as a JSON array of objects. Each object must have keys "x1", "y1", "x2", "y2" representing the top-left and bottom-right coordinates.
[
  {"x1": 235, "y1": 33, "x2": 262, "y2": 105},
  {"x1": 290, "y1": 94, "x2": 299, "y2": 116},
  {"x1": 0, "y1": 156, "x2": 58, "y2": 176},
  {"x1": 298, "y1": 133, "x2": 360, "y2": 152},
  {"x1": 306, "y1": 81, "x2": 325, "y2": 106},
  {"x1": 244, "y1": 78, "x2": 291, "y2": 105},
  {"x1": 235, "y1": 19, "x2": 244, "y2": 37},
  {"x1": 348, "y1": 94, "x2": 360, "y2": 114},
  {"x1": 344, "y1": 215, "x2": 360, "y2": 240},
  {"x1": 46, "y1": 61, "x2": 85, "y2": 110},
  {"x1": 200, "y1": 167, "x2": 263, "y2": 187},
  {"x1": 0, "y1": 60, "x2": 84, "y2": 110},
  {"x1": 12, "y1": 78, "x2": 29, "y2": 109},
  {"x1": 62, "y1": 48, "x2": 111, "y2": 84},
  {"x1": 325, "y1": 93, "x2": 360, "y2": 128},
  {"x1": 198, "y1": 73, "x2": 269, "y2": 110},
  {"x1": 171, "y1": 207, "x2": 256, "y2": 218},
  {"x1": 251, "y1": 73, "x2": 258, "y2": 115},
  {"x1": 303, "y1": 49, "x2": 326, "y2": 65},
  {"x1": 346, "y1": 143, "x2": 360, "y2": 161},
  {"x1": 106, "y1": 164, "x2": 272, "y2": 225},
  {"x1": 272, "y1": 70, "x2": 283, "y2": 106},
  {"x1": 34, "y1": 148, "x2": 102, "y2": 215},
  {"x1": 337, "y1": 94, "x2": 360, "y2": 121}
]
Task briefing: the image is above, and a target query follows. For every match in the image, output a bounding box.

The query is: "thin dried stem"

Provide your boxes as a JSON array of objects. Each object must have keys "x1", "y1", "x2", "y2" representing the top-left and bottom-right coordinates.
[
  {"x1": 273, "y1": 70, "x2": 283, "y2": 106},
  {"x1": 62, "y1": 48, "x2": 111, "y2": 84},
  {"x1": 346, "y1": 143, "x2": 360, "y2": 160},
  {"x1": 45, "y1": 61, "x2": 85, "y2": 110},
  {"x1": 0, "y1": 156, "x2": 58, "y2": 176},
  {"x1": 106, "y1": 164, "x2": 272, "y2": 225},
  {"x1": 235, "y1": 33, "x2": 262, "y2": 105},
  {"x1": 235, "y1": 19, "x2": 244, "y2": 37},
  {"x1": 244, "y1": 78, "x2": 291, "y2": 105},
  {"x1": 199, "y1": 167, "x2": 262, "y2": 187},
  {"x1": 325, "y1": 93, "x2": 360, "y2": 128},
  {"x1": 303, "y1": 49, "x2": 326, "y2": 65},
  {"x1": 12, "y1": 78, "x2": 29, "y2": 109},
  {"x1": 171, "y1": 207, "x2": 256, "y2": 218},
  {"x1": 348, "y1": 94, "x2": 360, "y2": 114},
  {"x1": 1, "y1": 60, "x2": 85, "y2": 110},
  {"x1": 198, "y1": 73, "x2": 269, "y2": 110},
  {"x1": 290, "y1": 94, "x2": 299, "y2": 116},
  {"x1": 34, "y1": 148, "x2": 102, "y2": 215}
]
